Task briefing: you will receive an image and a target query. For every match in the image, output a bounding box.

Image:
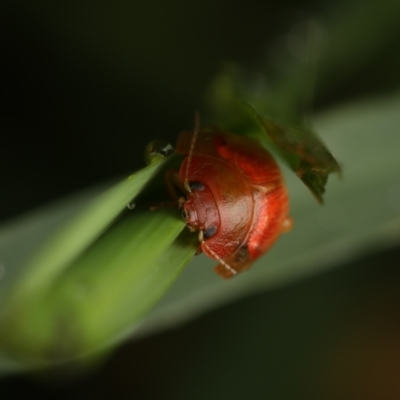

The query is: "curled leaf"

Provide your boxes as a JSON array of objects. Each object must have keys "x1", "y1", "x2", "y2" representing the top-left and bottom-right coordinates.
[{"x1": 248, "y1": 105, "x2": 342, "y2": 203}]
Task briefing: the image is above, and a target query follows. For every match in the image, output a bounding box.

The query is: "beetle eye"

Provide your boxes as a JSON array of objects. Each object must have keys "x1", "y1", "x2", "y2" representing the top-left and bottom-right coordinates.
[
  {"x1": 203, "y1": 225, "x2": 217, "y2": 239},
  {"x1": 189, "y1": 181, "x2": 205, "y2": 191}
]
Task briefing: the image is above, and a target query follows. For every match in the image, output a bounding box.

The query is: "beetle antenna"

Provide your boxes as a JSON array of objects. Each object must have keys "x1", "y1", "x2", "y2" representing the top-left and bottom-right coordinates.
[
  {"x1": 184, "y1": 111, "x2": 200, "y2": 192},
  {"x1": 200, "y1": 238, "x2": 237, "y2": 276}
]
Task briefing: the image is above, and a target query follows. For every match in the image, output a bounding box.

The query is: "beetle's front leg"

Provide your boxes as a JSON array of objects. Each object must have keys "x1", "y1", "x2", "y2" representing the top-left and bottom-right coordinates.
[{"x1": 165, "y1": 169, "x2": 188, "y2": 202}]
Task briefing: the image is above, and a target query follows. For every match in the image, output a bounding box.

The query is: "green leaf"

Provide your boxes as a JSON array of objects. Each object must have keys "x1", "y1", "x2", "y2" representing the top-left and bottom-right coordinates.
[
  {"x1": 0, "y1": 209, "x2": 193, "y2": 369},
  {"x1": 0, "y1": 158, "x2": 196, "y2": 368},
  {"x1": 206, "y1": 70, "x2": 342, "y2": 203},
  {"x1": 1, "y1": 161, "x2": 167, "y2": 301},
  {"x1": 248, "y1": 107, "x2": 342, "y2": 203}
]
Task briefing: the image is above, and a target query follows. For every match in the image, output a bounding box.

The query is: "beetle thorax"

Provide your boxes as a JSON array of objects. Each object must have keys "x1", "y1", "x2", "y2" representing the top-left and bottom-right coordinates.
[{"x1": 183, "y1": 184, "x2": 220, "y2": 235}]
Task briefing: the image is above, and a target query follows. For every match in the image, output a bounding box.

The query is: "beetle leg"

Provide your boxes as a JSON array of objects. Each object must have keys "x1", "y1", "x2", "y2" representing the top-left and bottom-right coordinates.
[
  {"x1": 281, "y1": 216, "x2": 293, "y2": 233},
  {"x1": 187, "y1": 225, "x2": 196, "y2": 233},
  {"x1": 195, "y1": 246, "x2": 203, "y2": 255},
  {"x1": 165, "y1": 169, "x2": 188, "y2": 201},
  {"x1": 213, "y1": 263, "x2": 238, "y2": 279},
  {"x1": 178, "y1": 197, "x2": 186, "y2": 209},
  {"x1": 200, "y1": 240, "x2": 238, "y2": 279}
]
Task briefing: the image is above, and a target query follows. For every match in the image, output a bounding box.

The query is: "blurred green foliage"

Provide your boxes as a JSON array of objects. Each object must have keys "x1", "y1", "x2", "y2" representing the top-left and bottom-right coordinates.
[{"x1": 1, "y1": 0, "x2": 400, "y2": 398}]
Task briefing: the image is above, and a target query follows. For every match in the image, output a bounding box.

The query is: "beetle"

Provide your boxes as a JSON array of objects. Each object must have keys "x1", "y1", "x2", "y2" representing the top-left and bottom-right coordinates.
[{"x1": 167, "y1": 115, "x2": 292, "y2": 278}]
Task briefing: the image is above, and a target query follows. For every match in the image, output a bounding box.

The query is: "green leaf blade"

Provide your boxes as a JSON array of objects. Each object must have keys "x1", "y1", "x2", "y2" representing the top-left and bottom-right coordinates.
[
  {"x1": 248, "y1": 105, "x2": 342, "y2": 203},
  {"x1": 0, "y1": 209, "x2": 194, "y2": 366},
  {"x1": 9, "y1": 161, "x2": 167, "y2": 300},
  {"x1": 0, "y1": 157, "x2": 198, "y2": 367}
]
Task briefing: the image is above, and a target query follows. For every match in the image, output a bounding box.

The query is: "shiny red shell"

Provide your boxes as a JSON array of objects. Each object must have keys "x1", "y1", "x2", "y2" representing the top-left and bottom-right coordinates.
[{"x1": 171, "y1": 126, "x2": 292, "y2": 279}]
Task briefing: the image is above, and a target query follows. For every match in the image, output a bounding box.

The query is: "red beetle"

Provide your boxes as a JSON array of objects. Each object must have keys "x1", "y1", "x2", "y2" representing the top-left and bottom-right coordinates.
[{"x1": 167, "y1": 116, "x2": 292, "y2": 278}]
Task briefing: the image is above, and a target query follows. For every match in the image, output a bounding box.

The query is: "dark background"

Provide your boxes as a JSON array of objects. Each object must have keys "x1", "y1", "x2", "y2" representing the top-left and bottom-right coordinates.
[
  {"x1": 1, "y1": 0, "x2": 400, "y2": 399},
  {"x1": 3, "y1": 0, "x2": 398, "y2": 223},
  {"x1": 2, "y1": 0, "x2": 312, "y2": 222}
]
